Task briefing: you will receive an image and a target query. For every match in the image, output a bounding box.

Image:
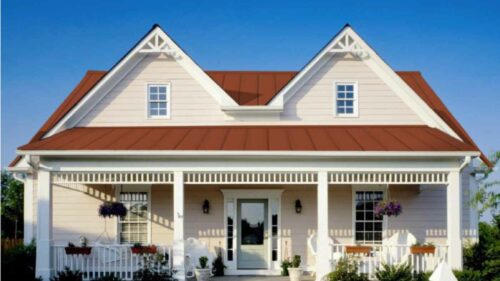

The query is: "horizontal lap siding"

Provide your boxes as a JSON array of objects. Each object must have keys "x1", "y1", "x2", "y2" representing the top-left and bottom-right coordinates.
[
  {"x1": 78, "y1": 53, "x2": 225, "y2": 126},
  {"x1": 281, "y1": 53, "x2": 424, "y2": 124},
  {"x1": 52, "y1": 183, "x2": 117, "y2": 244},
  {"x1": 151, "y1": 185, "x2": 174, "y2": 245}
]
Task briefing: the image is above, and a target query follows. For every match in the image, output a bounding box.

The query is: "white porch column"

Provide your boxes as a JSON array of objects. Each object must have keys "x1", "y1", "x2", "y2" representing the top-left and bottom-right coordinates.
[
  {"x1": 35, "y1": 169, "x2": 53, "y2": 280},
  {"x1": 173, "y1": 171, "x2": 185, "y2": 281},
  {"x1": 316, "y1": 171, "x2": 330, "y2": 280},
  {"x1": 447, "y1": 170, "x2": 463, "y2": 270},
  {"x1": 23, "y1": 173, "x2": 35, "y2": 244}
]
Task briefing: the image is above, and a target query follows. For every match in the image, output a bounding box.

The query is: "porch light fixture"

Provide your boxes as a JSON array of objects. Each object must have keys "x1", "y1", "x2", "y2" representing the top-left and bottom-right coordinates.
[
  {"x1": 202, "y1": 200, "x2": 210, "y2": 214},
  {"x1": 295, "y1": 200, "x2": 302, "y2": 214}
]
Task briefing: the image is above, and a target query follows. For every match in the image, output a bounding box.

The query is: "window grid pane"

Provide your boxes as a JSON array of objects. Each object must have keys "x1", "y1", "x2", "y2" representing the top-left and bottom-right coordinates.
[
  {"x1": 336, "y1": 83, "x2": 356, "y2": 115},
  {"x1": 119, "y1": 192, "x2": 148, "y2": 244},
  {"x1": 354, "y1": 191, "x2": 383, "y2": 244},
  {"x1": 148, "y1": 85, "x2": 168, "y2": 117}
]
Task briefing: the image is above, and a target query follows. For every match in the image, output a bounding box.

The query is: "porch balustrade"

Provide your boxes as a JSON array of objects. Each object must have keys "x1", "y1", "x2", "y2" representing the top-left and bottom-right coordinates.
[
  {"x1": 53, "y1": 245, "x2": 172, "y2": 281},
  {"x1": 330, "y1": 244, "x2": 448, "y2": 279}
]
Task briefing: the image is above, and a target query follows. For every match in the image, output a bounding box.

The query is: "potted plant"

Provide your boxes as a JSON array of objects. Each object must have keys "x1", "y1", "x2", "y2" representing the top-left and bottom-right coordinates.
[
  {"x1": 211, "y1": 250, "x2": 226, "y2": 276},
  {"x1": 345, "y1": 245, "x2": 372, "y2": 255},
  {"x1": 410, "y1": 242, "x2": 435, "y2": 255},
  {"x1": 99, "y1": 202, "x2": 128, "y2": 219},
  {"x1": 194, "y1": 256, "x2": 211, "y2": 281},
  {"x1": 281, "y1": 259, "x2": 292, "y2": 276},
  {"x1": 130, "y1": 243, "x2": 157, "y2": 254},
  {"x1": 287, "y1": 255, "x2": 302, "y2": 281},
  {"x1": 65, "y1": 237, "x2": 92, "y2": 255}
]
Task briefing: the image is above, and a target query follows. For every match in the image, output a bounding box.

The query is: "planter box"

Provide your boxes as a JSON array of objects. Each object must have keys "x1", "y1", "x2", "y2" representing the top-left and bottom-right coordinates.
[
  {"x1": 131, "y1": 246, "x2": 157, "y2": 254},
  {"x1": 194, "y1": 268, "x2": 211, "y2": 281},
  {"x1": 288, "y1": 268, "x2": 303, "y2": 281},
  {"x1": 65, "y1": 247, "x2": 92, "y2": 255},
  {"x1": 410, "y1": 246, "x2": 435, "y2": 255},
  {"x1": 345, "y1": 245, "x2": 372, "y2": 255}
]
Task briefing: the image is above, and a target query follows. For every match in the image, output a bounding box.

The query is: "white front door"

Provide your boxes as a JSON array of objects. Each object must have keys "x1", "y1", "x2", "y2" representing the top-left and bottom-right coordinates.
[{"x1": 237, "y1": 199, "x2": 269, "y2": 269}]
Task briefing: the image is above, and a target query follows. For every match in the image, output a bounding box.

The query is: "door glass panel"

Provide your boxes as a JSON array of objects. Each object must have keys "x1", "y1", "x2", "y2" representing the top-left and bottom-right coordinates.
[{"x1": 240, "y1": 202, "x2": 265, "y2": 245}]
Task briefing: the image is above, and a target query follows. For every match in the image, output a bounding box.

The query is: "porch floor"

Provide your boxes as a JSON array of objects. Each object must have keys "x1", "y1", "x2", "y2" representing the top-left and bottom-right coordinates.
[{"x1": 204, "y1": 276, "x2": 315, "y2": 281}]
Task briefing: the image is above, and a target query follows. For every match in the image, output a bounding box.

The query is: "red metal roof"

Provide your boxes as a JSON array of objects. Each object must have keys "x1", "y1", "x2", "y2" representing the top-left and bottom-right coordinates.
[
  {"x1": 11, "y1": 70, "x2": 490, "y2": 166},
  {"x1": 18, "y1": 125, "x2": 476, "y2": 152}
]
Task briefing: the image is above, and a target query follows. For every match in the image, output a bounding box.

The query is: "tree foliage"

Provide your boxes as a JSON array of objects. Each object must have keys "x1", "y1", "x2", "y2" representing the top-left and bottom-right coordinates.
[
  {"x1": 472, "y1": 151, "x2": 500, "y2": 216},
  {"x1": 1, "y1": 171, "x2": 24, "y2": 239}
]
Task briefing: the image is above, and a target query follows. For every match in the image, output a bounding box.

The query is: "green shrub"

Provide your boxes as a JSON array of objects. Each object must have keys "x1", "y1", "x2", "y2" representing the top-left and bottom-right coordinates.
[
  {"x1": 91, "y1": 273, "x2": 123, "y2": 281},
  {"x1": 375, "y1": 263, "x2": 412, "y2": 281},
  {"x1": 132, "y1": 253, "x2": 170, "y2": 281},
  {"x1": 1, "y1": 242, "x2": 41, "y2": 281},
  {"x1": 325, "y1": 257, "x2": 368, "y2": 281},
  {"x1": 453, "y1": 269, "x2": 483, "y2": 281},
  {"x1": 50, "y1": 267, "x2": 83, "y2": 281},
  {"x1": 291, "y1": 255, "x2": 301, "y2": 267},
  {"x1": 211, "y1": 251, "x2": 226, "y2": 276},
  {"x1": 412, "y1": 271, "x2": 431, "y2": 281},
  {"x1": 198, "y1": 256, "x2": 209, "y2": 269},
  {"x1": 281, "y1": 259, "x2": 292, "y2": 276}
]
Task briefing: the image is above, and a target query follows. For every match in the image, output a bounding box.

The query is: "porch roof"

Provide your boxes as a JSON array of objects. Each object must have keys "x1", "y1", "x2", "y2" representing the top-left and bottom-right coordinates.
[{"x1": 17, "y1": 125, "x2": 476, "y2": 153}]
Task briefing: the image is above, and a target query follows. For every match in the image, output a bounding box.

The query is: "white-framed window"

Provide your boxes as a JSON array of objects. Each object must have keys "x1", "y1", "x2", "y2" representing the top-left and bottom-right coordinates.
[
  {"x1": 334, "y1": 82, "x2": 358, "y2": 117},
  {"x1": 147, "y1": 84, "x2": 170, "y2": 118},
  {"x1": 118, "y1": 187, "x2": 150, "y2": 244},
  {"x1": 354, "y1": 190, "x2": 384, "y2": 244}
]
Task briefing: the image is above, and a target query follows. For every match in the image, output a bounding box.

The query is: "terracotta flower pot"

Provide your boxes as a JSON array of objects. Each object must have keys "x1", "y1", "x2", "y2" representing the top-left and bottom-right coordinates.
[
  {"x1": 65, "y1": 247, "x2": 92, "y2": 255},
  {"x1": 131, "y1": 245, "x2": 157, "y2": 254},
  {"x1": 345, "y1": 245, "x2": 372, "y2": 255},
  {"x1": 410, "y1": 246, "x2": 435, "y2": 255},
  {"x1": 288, "y1": 268, "x2": 303, "y2": 281}
]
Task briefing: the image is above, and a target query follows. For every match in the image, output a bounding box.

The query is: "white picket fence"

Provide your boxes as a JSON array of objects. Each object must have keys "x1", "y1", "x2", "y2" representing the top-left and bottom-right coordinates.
[
  {"x1": 53, "y1": 245, "x2": 172, "y2": 280},
  {"x1": 331, "y1": 244, "x2": 448, "y2": 279}
]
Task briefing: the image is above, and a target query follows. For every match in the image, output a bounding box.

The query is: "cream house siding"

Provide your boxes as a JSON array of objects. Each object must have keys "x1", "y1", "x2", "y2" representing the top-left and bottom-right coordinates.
[
  {"x1": 151, "y1": 185, "x2": 174, "y2": 245},
  {"x1": 281, "y1": 53, "x2": 425, "y2": 124},
  {"x1": 78, "y1": 53, "x2": 226, "y2": 126},
  {"x1": 52, "y1": 183, "x2": 117, "y2": 244}
]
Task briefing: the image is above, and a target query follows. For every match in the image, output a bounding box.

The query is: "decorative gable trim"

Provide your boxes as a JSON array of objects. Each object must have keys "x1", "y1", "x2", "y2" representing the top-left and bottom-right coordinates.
[
  {"x1": 44, "y1": 24, "x2": 237, "y2": 138},
  {"x1": 268, "y1": 25, "x2": 461, "y2": 140}
]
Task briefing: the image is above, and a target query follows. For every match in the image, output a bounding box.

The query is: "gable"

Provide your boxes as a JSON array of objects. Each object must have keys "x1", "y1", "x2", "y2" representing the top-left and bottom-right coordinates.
[
  {"x1": 78, "y1": 53, "x2": 226, "y2": 126},
  {"x1": 280, "y1": 53, "x2": 423, "y2": 124}
]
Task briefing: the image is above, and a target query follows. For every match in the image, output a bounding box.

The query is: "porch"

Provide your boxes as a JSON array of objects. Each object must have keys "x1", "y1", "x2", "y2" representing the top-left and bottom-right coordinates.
[{"x1": 28, "y1": 161, "x2": 472, "y2": 281}]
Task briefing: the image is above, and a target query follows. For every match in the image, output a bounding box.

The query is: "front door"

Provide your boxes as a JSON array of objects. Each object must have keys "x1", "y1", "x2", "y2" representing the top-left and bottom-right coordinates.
[{"x1": 237, "y1": 199, "x2": 268, "y2": 269}]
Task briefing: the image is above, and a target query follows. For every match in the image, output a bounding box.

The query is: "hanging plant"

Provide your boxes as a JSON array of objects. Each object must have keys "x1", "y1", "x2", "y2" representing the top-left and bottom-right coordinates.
[
  {"x1": 374, "y1": 201, "x2": 402, "y2": 217},
  {"x1": 99, "y1": 202, "x2": 127, "y2": 219}
]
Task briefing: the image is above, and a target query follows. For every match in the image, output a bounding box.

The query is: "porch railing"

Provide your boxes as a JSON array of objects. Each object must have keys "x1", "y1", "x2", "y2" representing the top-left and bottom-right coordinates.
[
  {"x1": 53, "y1": 245, "x2": 172, "y2": 280},
  {"x1": 331, "y1": 244, "x2": 448, "y2": 279}
]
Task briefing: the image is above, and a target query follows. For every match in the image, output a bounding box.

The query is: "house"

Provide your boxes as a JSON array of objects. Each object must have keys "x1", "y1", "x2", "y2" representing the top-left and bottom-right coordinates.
[{"x1": 8, "y1": 24, "x2": 491, "y2": 281}]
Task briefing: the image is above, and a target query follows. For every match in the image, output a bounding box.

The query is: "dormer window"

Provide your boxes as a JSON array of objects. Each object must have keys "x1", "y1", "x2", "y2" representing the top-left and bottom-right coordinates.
[
  {"x1": 334, "y1": 82, "x2": 358, "y2": 117},
  {"x1": 148, "y1": 84, "x2": 170, "y2": 118}
]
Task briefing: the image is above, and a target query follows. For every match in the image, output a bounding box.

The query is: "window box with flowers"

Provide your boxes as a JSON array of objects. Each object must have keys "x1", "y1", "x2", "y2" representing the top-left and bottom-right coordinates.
[
  {"x1": 410, "y1": 242, "x2": 435, "y2": 255},
  {"x1": 345, "y1": 245, "x2": 372, "y2": 255},
  {"x1": 130, "y1": 243, "x2": 157, "y2": 255}
]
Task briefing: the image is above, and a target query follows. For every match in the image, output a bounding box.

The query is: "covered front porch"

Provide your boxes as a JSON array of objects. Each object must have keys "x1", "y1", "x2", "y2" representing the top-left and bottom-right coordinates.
[{"x1": 27, "y1": 157, "x2": 473, "y2": 280}]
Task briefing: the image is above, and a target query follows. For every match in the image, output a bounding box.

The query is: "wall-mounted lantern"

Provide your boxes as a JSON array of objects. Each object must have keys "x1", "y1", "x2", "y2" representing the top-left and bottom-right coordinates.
[
  {"x1": 203, "y1": 200, "x2": 210, "y2": 214},
  {"x1": 295, "y1": 199, "x2": 302, "y2": 214}
]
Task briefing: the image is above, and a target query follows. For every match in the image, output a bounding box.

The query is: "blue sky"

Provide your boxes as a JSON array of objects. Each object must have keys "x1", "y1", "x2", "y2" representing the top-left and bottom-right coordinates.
[{"x1": 2, "y1": 2, "x2": 499, "y2": 180}]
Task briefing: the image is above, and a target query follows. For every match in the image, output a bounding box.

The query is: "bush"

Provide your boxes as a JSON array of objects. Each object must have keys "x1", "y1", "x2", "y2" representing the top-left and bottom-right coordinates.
[
  {"x1": 51, "y1": 267, "x2": 83, "y2": 281},
  {"x1": 91, "y1": 274, "x2": 123, "y2": 281},
  {"x1": 325, "y1": 257, "x2": 368, "y2": 281},
  {"x1": 412, "y1": 271, "x2": 431, "y2": 281},
  {"x1": 453, "y1": 269, "x2": 483, "y2": 281},
  {"x1": 132, "y1": 253, "x2": 170, "y2": 281},
  {"x1": 281, "y1": 259, "x2": 292, "y2": 276},
  {"x1": 375, "y1": 263, "x2": 412, "y2": 281},
  {"x1": 1, "y1": 242, "x2": 41, "y2": 281},
  {"x1": 212, "y1": 251, "x2": 226, "y2": 276}
]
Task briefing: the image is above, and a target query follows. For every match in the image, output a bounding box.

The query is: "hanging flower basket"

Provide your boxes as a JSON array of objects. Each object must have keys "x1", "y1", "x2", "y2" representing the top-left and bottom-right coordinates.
[
  {"x1": 131, "y1": 245, "x2": 157, "y2": 254},
  {"x1": 374, "y1": 201, "x2": 402, "y2": 217},
  {"x1": 99, "y1": 202, "x2": 127, "y2": 219}
]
